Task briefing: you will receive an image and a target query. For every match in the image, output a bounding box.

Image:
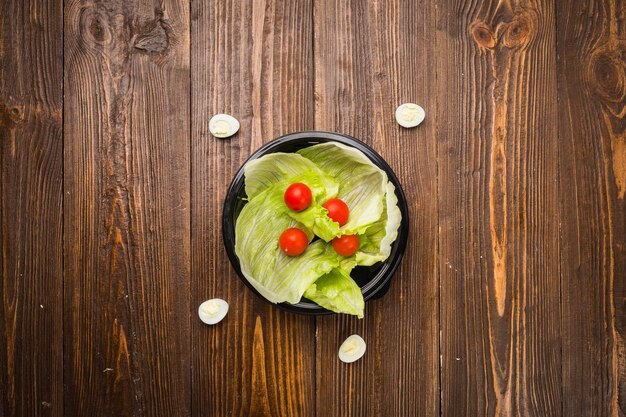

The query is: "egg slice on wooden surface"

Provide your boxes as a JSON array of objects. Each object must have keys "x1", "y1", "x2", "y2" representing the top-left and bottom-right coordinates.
[
  {"x1": 395, "y1": 103, "x2": 425, "y2": 128},
  {"x1": 209, "y1": 114, "x2": 240, "y2": 138},
  {"x1": 198, "y1": 298, "x2": 229, "y2": 325},
  {"x1": 338, "y1": 334, "x2": 366, "y2": 363}
]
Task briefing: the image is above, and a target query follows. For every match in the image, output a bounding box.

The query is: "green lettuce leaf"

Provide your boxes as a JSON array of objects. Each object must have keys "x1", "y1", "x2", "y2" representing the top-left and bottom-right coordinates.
[
  {"x1": 356, "y1": 181, "x2": 402, "y2": 266},
  {"x1": 235, "y1": 184, "x2": 342, "y2": 304},
  {"x1": 235, "y1": 144, "x2": 402, "y2": 312},
  {"x1": 244, "y1": 152, "x2": 341, "y2": 240},
  {"x1": 244, "y1": 152, "x2": 338, "y2": 202},
  {"x1": 304, "y1": 267, "x2": 364, "y2": 318},
  {"x1": 298, "y1": 142, "x2": 387, "y2": 235},
  {"x1": 288, "y1": 206, "x2": 340, "y2": 241}
]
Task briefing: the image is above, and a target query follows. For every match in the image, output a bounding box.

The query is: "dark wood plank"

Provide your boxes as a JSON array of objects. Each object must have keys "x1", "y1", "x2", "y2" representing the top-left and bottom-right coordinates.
[
  {"x1": 313, "y1": 1, "x2": 439, "y2": 416},
  {"x1": 63, "y1": 1, "x2": 190, "y2": 416},
  {"x1": 0, "y1": 1, "x2": 64, "y2": 416},
  {"x1": 190, "y1": 1, "x2": 316, "y2": 416},
  {"x1": 557, "y1": 0, "x2": 626, "y2": 415},
  {"x1": 436, "y1": 1, "x2": 561, "y2": 415}
]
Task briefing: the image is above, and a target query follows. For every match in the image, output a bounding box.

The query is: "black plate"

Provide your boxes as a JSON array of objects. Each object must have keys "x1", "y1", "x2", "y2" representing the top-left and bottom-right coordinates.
[{"x1": 222, "y1": 131, "x2": 409, "y2": 315}]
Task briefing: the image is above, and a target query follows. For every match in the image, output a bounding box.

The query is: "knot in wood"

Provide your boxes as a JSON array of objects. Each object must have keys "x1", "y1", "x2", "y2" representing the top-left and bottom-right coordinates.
[
  {"x1": 134, "y1": 11, "x2": 169, "y2": 54},
  {"x1": 503, "y1": 15, "x2": 533, "y2": 48},
  {"x1": 470, "y1": 22, "x2": 496, "y2": 49},
  {"x1": 0, "y1": 103, "x2": 23, "y2": 129},
  {"x1": 80, "y1": 8, "x2": 112, "y2": 46},
  {"x1": 588, "y1": 47, "x2": 626, "y2": 105},
  {"x1": 134, "y1": 24, "x2": 168, "y2": 53}
]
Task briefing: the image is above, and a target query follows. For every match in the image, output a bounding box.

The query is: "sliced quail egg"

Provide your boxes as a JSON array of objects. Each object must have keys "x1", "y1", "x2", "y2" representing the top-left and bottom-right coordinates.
[
  {"x1": 209, "y1": 114, "x2": 240, "y2": 138},
  {"x1": 198, "y1": 298, "x2": 229, "y2": 325},
  {"x1": 395, "y1": 103, "x2": 425, "y2": 128},
  {"x1": 338, "y1": 334, "x2": 366, "y2": 363}
]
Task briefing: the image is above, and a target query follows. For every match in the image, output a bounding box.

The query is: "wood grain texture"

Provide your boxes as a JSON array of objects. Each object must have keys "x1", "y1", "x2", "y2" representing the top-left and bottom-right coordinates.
[
  {"x1": 63, "y1": 1, "x2": 190, "y2": 416},
  {"x1": 0, "y1": 1, "x2": 64, "y2": 416},
  {"x1": 190, "y1": 1, "x2": 316, "y2": 416},
  {"x1": 313, "y1": 0, "x2": 439, "y2": 416},
  {"x1": 557, "y1": 0, "x2": 626, "y2": 415},
  {"x1": 436, "y1": 0, "x2": 561, "y2": 416},
  {"x1": 2, "y1": 0, "x2": 626, "y2": 416}
]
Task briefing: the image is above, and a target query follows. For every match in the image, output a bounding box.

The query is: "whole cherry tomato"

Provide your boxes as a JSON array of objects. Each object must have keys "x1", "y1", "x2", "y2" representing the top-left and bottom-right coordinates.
[
  {"x1": 284, "y1": 183, "x2": 312, "y2": 212},
  {"x1": 332, "y1": 234, "x2": 359, "y2": 257},
  {"x1": 279, "y1": 228, "x2": 308, "y2": 256},
  {"x1": 323, "y1": 198, "x2": 349, "y2": 226}
]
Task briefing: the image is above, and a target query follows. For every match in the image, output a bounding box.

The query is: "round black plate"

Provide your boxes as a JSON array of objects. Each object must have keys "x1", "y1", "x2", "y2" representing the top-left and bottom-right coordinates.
[{"x1": 222, "y1": 131, "x2": 409, "y2": 315}]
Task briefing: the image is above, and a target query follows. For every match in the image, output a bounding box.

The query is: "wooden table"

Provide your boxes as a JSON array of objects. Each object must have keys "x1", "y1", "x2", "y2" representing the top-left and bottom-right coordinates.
[{"x1": 2, "y1": 0, "x2": 625, "y2": 416}]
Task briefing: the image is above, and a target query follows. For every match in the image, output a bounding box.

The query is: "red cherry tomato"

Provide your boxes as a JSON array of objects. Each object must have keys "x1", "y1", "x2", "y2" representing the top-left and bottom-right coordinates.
[
  {"x1": 332, "y1": 234, "x2": 359, "y2": 257},
  {"x1": 279, "y1": 228, "x2": 309, "y2": 256},
  {"x1": 284, "y1": 183, "x2": 312, "y2": 212},
  {"x1": 323, "y1": 198, "x2": 349, "y2": 226}
]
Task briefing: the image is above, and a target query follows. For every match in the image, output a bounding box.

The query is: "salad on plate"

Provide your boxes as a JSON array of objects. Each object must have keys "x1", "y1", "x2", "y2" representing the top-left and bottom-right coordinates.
[{"x1": 234, "y1": 142, "x2": 402, "y2": 318}]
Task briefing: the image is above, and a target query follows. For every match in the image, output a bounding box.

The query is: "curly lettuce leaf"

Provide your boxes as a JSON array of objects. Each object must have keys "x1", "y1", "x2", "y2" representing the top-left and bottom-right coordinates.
[
  {"x1": 298, "y1": 142, "x2": 387, "y2": 235},
  {"x1": 235, "y1": 185, "x2": 342, "y2": 304},
  {"x1": 244, "y1": 152, "x2": 338, "y2": 202},
  {"x1": 236, "y1": 144, "x2": 402, "y2": 311},
  {"x1": 304, "y1": 267, "x2": 364, "y2": 318},
  {"x1": 288, "y1": 206, "x2": 340, "y2": 241},
  {"x1": 356, "y1": 181, "x2": 402, "y2": 266},
  {"x1": 244, "y1": 152, "x2": 341, "y2": 240}
]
